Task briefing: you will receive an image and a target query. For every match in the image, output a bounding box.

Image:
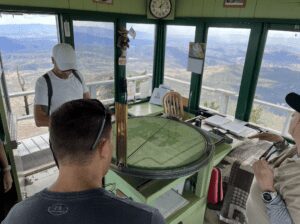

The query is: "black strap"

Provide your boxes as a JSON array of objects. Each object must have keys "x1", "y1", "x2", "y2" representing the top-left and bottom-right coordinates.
[
  {"x1": 43, "y1": 70, "x2": 83, "y2": 115},
  {"x1": 73, "y1": 70, "x2": 82, "y2": 84},
  {"x1": 43, "y1": 73, "x2": 52, "y2": 116}
]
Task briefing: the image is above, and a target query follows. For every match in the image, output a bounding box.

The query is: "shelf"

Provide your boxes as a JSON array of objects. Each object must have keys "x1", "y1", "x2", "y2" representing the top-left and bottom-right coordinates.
[
  {"x1": 105, "y1": 169, "x2": 209, "y2": 224},
  {"x1": 105, "y1": 170, "x2": 194, "y2": 204},
  {"x1": 166, "y1": 193, "x2": 206, "y2": 224}
]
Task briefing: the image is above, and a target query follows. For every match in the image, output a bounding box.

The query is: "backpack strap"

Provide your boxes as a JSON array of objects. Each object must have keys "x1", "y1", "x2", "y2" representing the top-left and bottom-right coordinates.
[
  {"x1": 73, "y1": 70, "x2": 82, "y2": 84},
  {"x1": 43, "y1": 73, "x2": 52, "y2": 116},
  {"x1": 43, "y1": 71, "x2": 82, "y2": 116}
]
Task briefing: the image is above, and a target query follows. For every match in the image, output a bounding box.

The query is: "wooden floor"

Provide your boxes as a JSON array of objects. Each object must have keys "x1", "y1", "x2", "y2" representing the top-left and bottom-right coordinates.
[
  {"x1": 16, "y1": 133, "x2": 50, "y2": 156},
  {"x1": 14, "y1": 133, "x2": 58, "y2": 199},
  {"x1": 14, "y1": 133, "x2": 54, "y2": 173}
]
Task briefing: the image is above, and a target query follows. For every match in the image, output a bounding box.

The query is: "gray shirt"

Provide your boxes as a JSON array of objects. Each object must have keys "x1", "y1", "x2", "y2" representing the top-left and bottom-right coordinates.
[{"x1": 2, "y1": 188, "x2": 165, "y2": 224}]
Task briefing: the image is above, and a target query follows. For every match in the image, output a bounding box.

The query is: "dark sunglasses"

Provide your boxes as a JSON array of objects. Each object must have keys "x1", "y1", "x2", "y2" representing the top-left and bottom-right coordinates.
[
  {"x1": 90, "y1": 99, "x2": 107, "y2": 151},
  {"x1": 259, "y1": 140, "x2": 289, "y2": 161}
]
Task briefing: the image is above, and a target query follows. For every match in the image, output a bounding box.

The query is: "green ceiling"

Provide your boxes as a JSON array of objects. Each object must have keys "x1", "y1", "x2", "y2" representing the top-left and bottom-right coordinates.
[{"x1": 1, "y1": 0, "x2": 300, "y2": 20}]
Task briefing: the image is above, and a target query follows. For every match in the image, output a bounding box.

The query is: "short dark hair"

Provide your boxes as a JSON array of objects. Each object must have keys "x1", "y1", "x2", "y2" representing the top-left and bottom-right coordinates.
[{"x1": 50, "y1": 99, "x2": 112, "y2": 165}]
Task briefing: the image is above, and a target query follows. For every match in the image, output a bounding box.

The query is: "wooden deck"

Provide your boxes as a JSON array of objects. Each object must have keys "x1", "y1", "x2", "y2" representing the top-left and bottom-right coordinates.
[{"x1": 14, "y1": 133, "x2": 55, "y2": 172}]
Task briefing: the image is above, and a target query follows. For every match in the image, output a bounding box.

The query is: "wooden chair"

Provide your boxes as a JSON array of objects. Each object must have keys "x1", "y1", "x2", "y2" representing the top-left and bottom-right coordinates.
[{"x1": 163, "y1": 91, "x2": 184, "y2": 120}]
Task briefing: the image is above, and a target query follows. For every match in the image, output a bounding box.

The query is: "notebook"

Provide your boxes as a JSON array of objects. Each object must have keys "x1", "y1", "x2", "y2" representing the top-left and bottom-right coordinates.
[
  {"x1": 204, "y1": 115, "x2": 257, "y2": 138},
  {"x1": 204, "y1": 115, "x2": 232, "y2": 127}
]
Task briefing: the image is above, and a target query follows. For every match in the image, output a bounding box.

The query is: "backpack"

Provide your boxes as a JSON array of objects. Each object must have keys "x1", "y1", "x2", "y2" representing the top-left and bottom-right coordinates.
[{"x1": 43, "y1": 70, "x2": 82, "y2": 115}]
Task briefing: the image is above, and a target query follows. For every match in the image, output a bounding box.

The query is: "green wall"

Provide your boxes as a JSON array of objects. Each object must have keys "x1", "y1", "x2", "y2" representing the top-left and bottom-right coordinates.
[{"x1": 1, "y1": 0, "x2": 300, "y2": 20}]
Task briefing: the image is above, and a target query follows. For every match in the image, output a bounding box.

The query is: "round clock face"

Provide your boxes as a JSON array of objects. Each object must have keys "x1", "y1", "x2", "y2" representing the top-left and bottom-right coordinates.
[{"x1": 149, "y1": 0, "x2": 172, "y2": 19}]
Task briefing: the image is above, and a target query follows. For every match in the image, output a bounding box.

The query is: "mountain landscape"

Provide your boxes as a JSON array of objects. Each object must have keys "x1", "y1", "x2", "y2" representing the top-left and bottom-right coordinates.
[{"x1": 1, "y1": 23, "x2": 300, "y2": 137}]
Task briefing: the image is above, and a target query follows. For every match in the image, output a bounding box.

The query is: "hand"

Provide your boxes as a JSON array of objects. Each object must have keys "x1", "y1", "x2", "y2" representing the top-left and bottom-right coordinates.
[
  {"x1": 249, "y1": 132, "x2": 284, "y2": 143},
  {"x1": 253, "y1": 160, "x2": 275, "y2": 192},
  {"x1": 3, "y1": 171, "x2": 13, "y2": 193}
]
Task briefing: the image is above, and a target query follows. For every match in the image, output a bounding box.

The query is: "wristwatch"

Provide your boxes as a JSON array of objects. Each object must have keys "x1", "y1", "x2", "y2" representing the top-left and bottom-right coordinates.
[{"x1": 262, "y1": 191, "x2": 278, "y2": 203}]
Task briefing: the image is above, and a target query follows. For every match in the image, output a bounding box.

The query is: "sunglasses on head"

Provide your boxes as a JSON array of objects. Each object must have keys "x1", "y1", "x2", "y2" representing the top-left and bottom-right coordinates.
[{"x1": 90, "y1": 99, "x2": 107, "y2": 151}]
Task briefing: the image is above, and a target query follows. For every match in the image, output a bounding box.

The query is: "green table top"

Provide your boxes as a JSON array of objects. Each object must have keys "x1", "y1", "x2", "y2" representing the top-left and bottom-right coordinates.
[
  {"x1": 112, "y1": 117, "x2": 212, "y2": 172},
  {"x1": 128, "y1": 102, "x2": 164, "y2": 117}
]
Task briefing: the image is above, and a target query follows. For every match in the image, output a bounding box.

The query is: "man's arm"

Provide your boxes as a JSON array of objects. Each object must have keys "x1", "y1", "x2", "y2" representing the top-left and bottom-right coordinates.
[
  {"x1": 34, "y1": 105, "x2": 50, "y2": 127},
  {"x1": 34, "y1": 77, "x2": 49, "y2": 127},
  {"x1": 265, "y1": 194, "x2": 294, "y2": 224},
  {"x1": 83, "y1": 92, "x2": 90, "y2": 99},
  {"x1": 0, "y1": 142, "x2": 9, "y2": 169},
  {"x1": 253, "y1": 160, "x2": 294, "y2": 224},
  {"x1": 76, "y1": 71, "x2": 90, "y2": 99},
  {"x1": 249, "y1": 132, "x2": 284, "y2": 142},
  {"x1": 0, "y1": 142, "x2": 13, "y2": 192}
]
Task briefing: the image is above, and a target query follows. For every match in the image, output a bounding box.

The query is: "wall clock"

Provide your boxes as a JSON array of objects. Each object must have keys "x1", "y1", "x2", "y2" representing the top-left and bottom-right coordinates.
[
  {"x1": 147, "y1": 0, "x2": 175, "y2": 20},
  {"x1": 149, "y1": 0, "x2": 172, "y2": 19}
]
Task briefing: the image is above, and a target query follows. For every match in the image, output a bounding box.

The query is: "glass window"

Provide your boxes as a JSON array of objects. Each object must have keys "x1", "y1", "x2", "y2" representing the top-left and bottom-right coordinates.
[
  {"x1": 250, "y1": 30, "x2": 300, "y2": 135},
  {"x1": 73, "y1": 20, "x2": 114, "y2": 103},
  {"x1": 164, "y1": 25, "x2": 196, "y2": 98},
  {"x1": 200, "y1": 27, "x2": 250, "y2": 116},
  {"x1": 0, "y1": 13, "x2": 58, "y2": 139},
  {"x1": 126, "y1": 23, "x2": 155, "y2": 100}
]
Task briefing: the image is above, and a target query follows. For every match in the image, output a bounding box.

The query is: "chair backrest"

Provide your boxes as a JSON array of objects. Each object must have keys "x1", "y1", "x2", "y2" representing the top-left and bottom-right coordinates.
[{"x1": 163, "y1": 91, "x2": 184, "y2": 120}]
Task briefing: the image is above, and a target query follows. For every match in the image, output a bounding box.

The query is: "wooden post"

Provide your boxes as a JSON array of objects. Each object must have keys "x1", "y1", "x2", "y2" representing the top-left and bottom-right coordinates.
[{"x1": 115, "y1": 102, "x2": 128, "y2": 167}]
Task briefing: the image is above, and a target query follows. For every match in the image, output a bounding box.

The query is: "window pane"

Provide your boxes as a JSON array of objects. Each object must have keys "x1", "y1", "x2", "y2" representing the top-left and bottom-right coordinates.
[
  {"x1": 200, "y1": 27, "x2": 250, "y2": 116},
  {"x1": 73, "y1": 21, "x2": 114, "y2": 103},
  {"x1": 0, "y1": 13, "x2": 58, "y2": 139},
  {"x1": 126, "y1": 23, "x2": 155, "y2": 100},
  {"x1": 164, "y1": 25, "x2": 196, "y2": 98},
  {"x1": 250, "y1": 30, "x2": 300, "y2": 135}
]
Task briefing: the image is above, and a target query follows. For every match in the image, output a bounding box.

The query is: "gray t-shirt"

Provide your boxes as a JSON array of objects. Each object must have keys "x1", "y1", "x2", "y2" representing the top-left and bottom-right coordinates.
[
  {"x1": 34, "y1": 70, "x2": 89, "y2": 114},
  {"x1": 2, "y1": 188, "x2": 165, "y2": 224}
]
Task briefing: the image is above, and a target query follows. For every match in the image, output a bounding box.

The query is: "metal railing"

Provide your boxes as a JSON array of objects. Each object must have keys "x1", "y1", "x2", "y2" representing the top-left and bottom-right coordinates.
[
  {"x1": 9, "y1": 75, "x2": 293, "y2": 136},
  {"x1": 9, "y1": 74, "x2": 152, "y2": 121},
  {"x1": 164, "y1": 76, "x2": 293, "y2": 136}
]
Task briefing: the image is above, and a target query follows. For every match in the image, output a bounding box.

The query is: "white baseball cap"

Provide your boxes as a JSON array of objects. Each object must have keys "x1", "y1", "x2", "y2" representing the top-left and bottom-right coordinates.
[{"x1": 52, "y1": 43, "x2": 77, "y2": 71}]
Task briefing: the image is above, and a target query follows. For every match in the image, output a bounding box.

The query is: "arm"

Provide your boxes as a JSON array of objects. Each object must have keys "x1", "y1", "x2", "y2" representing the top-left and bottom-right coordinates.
[
  {"x1": 265, "y1": 195, "x2": 294, "y2": 224},
  {"x1": 249, "y1": 132, "x2": 284, "y2": 143},
  {"x1": 34, "y1": 77, "x2": 50, "y2": 127},
  {"x1": 76, "y1": 71, "x2": 90, "y2": 99},
  {"x1": 0, "y1": 142, "x2": 13, "y2": 193},
  {"x1": 253, "y1": 160, "x2": 294, "y2": 224},
  {"x1": 34, "y1": 105, "x2": 50, "y2": 127},
  {"x1": 83, "y1": 92, "x2": 90, "y2": 99}
]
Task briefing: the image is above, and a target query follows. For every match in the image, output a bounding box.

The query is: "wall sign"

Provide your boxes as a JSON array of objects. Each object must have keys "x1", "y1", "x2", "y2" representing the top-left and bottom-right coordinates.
[
  {"x1": 224, "y1": 0, "x2": 246, "y2": 7},
  {"x1": 93, "y1": 0, "x2": 113, "y2": 4}
]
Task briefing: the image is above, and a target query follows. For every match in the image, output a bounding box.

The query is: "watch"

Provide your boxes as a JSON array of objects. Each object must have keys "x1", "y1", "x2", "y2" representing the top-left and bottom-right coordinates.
[
  {"x1": 149, "y1": 0, "x2": 172, "y2": 19},
  {"x1": 262, "y1": 191, "x2": 278, "y2": 203}
]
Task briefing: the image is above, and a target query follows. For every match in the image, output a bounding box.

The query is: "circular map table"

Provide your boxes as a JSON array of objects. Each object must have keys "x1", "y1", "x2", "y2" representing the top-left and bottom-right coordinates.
[{"x1": 111, "y1": 116, "x2": 214, "y2": 179}]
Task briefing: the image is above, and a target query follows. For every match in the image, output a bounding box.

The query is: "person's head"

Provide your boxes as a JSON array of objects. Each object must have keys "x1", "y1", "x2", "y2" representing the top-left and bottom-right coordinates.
[
  {"x1": 286, "y1": 92, "x2": 300, "y2": 140},
  {"x1": 49, "y1": 99, "x2": 112, "y2": 174},
  {"x1": 51, "y1": 43, "x2": 77, "y2": 76}
]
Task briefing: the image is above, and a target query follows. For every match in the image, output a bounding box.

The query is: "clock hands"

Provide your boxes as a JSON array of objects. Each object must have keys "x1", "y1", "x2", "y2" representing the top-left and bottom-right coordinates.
[
  {"x1": 159, "y1": 0, "x2": 163, "y2": 9},
  {"x1": 159, "y1": 1, "x2": 168, "y2": 10}
]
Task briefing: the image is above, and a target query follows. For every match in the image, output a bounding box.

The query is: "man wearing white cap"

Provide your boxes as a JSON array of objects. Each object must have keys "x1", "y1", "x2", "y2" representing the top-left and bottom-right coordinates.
[{"x1": 34, "y1": 43, "x2": 90, "y2": 127}]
